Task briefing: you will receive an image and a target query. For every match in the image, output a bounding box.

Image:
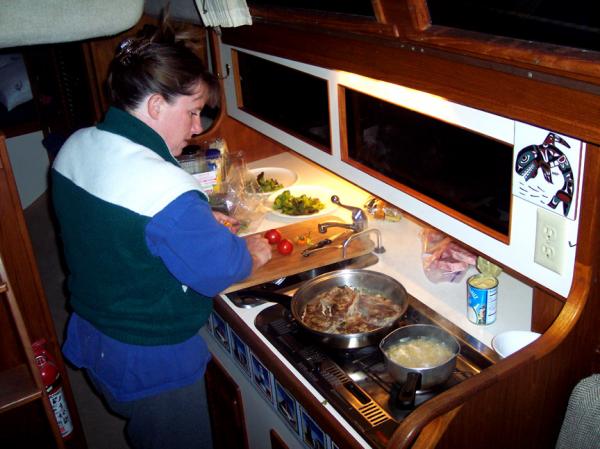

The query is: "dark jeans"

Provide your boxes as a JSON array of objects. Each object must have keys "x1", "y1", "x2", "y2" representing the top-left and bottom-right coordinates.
[{"x1": 89, "y1": 373, "x2": 213, "y2": 449}]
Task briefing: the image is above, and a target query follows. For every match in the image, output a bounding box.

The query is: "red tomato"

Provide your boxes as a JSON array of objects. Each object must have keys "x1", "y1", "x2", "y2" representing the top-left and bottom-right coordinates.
[
  {"x1": 264, "y1": 229, "x2": 282, "y2": 244},
  {"x1": 277, "y1": 238, "x2": 294, "y2": 255}
]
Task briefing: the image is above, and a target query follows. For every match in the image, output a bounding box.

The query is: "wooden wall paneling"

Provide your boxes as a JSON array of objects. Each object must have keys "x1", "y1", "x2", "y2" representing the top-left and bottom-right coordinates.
[
  {"x1": 221, "y1": 24, "x2": 600, "y2": 146},
  {"x1": 246, "y1": 1, "x2": 600, "y2": 84},
  {"x1": 401, "y1": 17, "x2": 600, "y2": 85},
  {"x1": 0, "y1": 133, "x2": 87, "y2": 448},
  {"x1": 0, "y1": 134, "x2": 57, "y2": 350},
  {"x1": 249, "y1": 6, "x2": 398, "y2": 37},
  {"x1": 410, "y1": 407, "x2": 461, "y2": 449},
  {"x1": 199, "y1": 114, "x2": 290, "y2": 163},
  {"x1": 531, "y1": 288, "x2": 564, "y2": 334},
  {"x1": 571, "y1": 144, "x2": 600, "y2": 373}
]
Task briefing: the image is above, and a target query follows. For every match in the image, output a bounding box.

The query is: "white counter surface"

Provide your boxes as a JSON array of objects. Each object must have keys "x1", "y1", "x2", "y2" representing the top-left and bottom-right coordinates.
[
  {"x1": 240, "y1": 151, "x2": 533, "y2": 348},
  {"x1": 212, "y1": 151, "x2": 533, "y2": 448}
]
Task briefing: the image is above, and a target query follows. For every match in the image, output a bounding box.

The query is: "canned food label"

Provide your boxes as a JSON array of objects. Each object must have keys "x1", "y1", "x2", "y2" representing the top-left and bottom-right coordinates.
[{"x1": 467, "y1": 275, "x2": 497, "y2": 325}]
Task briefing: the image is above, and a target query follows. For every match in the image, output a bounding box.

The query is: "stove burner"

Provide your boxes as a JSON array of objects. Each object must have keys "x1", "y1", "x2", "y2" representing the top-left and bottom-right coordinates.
[{"x1": 247, "y1": 292, "x2": 495, "y2": 449}]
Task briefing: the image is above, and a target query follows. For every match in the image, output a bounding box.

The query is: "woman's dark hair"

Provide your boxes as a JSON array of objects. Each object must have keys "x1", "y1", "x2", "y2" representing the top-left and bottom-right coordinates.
[{"x1": 107, "y1": 13, "x2": 219, "y2": 111}]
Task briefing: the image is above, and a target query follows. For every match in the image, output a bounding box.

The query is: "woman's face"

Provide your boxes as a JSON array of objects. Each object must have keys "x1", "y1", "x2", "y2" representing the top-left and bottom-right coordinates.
[{"x1": 157, "y1": 81, "x2": 208, "y2": 157}]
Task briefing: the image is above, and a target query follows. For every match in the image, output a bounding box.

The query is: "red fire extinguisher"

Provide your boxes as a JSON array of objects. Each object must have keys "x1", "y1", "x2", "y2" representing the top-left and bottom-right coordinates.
[{"x1": 32, "y1": 339, "x2": 74, "y2": 439}]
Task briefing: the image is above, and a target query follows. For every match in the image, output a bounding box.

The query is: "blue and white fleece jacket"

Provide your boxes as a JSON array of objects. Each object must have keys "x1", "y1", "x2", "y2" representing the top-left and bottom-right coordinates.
[{"x1": 52, "y1": 107, "x2": 252, "y2": 346}]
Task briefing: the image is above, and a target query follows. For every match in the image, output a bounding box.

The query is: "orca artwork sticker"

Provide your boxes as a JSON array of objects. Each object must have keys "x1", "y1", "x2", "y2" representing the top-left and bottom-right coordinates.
[{"x1": 513, "y1": 123, "x2": 583, "y2": 220}]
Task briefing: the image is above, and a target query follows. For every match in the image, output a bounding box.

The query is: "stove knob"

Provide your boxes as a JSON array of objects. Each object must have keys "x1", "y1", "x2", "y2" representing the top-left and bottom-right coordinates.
[{"x1": 311, "y1": 361, "x2": 322, "y2": 373}]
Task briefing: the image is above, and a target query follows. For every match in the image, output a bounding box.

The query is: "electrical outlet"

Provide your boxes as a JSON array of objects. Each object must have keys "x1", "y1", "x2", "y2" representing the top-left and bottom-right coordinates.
[{"x1": 534, "y1": 208, "x2": 568, "y2": 274}]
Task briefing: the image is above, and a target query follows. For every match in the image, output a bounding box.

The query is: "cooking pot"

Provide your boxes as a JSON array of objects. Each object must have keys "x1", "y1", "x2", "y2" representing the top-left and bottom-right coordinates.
[
  {"x1": 379, "y1": 324, "x2": 460, "y2": 408},
  {"x1": 242, "y1": 269, "x2": 408, "y2": 349}
]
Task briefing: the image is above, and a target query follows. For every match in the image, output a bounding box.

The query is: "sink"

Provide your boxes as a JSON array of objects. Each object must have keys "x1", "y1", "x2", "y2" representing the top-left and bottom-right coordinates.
[{"x1": 227, "y1": 253, "x2": 379, "y2": 308}]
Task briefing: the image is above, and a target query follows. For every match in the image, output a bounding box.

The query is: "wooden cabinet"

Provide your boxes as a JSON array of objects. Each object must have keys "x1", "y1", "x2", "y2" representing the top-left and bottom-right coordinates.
[
  {"x1": 270, "y1": 429, "x2": 291, "y2": 449},
  {"x1": 0, "y1": 132, "x2": 86, "y2": 448},
  {"x1": 205, "y1": 358, "x2": 249, "y2": 449},
  {"x1": 0, "y1": 253, "x2": 62, "y2": 448}
]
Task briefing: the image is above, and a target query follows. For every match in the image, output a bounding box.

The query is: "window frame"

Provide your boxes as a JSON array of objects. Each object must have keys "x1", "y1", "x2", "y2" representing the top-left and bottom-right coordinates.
[
  {"x1": 247, "y1": 0, "x2": 600, "y2": 85},
  {"x1": 218, "y1": 40, "x2": 585, "y2": 298}
]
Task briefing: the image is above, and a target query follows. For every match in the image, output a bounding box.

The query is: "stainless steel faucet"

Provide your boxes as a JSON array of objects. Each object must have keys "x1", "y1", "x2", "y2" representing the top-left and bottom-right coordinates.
[{"x1": 318, "y1": 195, "x2": 368, "y2": 234}]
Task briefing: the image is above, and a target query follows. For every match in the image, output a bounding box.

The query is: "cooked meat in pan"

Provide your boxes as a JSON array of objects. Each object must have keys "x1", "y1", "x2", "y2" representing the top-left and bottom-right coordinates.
[{"x1": 300, "y1": 285, "x2": 402, "y2": 334}]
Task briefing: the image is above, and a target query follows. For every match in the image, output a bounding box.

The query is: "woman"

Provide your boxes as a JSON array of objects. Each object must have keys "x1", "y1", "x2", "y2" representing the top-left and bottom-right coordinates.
[{"x1": 51, "y1": 16, "x2": 271, "y2": 449}]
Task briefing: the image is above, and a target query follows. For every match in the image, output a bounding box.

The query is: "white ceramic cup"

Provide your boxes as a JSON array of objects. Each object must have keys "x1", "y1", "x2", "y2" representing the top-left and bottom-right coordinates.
[{"x1": 492, "y1": 330, "x2": 541, "y2": 358}]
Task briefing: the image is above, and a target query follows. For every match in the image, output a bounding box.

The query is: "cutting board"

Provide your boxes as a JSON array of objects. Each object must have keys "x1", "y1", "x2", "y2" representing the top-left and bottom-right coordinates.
[{"x1": 223, "y1": 215, "x2": 375, "y2": 293}]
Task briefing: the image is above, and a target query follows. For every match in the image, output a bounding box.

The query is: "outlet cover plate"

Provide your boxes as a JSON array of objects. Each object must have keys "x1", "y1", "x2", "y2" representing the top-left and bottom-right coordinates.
[{"x1": 534, "y1": 208, "x2": 567, "y2": 274}]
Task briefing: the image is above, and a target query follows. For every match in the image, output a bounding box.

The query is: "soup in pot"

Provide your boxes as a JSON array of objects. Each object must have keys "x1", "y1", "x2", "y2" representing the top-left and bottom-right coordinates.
[{"x1": 386, "y1": 336, "x2": 454, "y2": 368}]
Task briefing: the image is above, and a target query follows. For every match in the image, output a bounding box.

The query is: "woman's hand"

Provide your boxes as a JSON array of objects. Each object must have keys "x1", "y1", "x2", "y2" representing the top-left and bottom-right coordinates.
[
  {"x1": 212, "y1": 211, "x2": 240, "y2": 233},
  {"x1": 245, "y1": 234, "x2": 272, "y2": 271}
]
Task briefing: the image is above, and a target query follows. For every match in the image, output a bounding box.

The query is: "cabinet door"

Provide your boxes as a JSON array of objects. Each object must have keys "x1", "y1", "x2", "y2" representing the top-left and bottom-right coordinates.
[
  {"x1": 270, "y1": 429, "x2": 291, "y2": 449},
  {"x1": 205, "y1": 358, "x2": 249, "y2": 449}
]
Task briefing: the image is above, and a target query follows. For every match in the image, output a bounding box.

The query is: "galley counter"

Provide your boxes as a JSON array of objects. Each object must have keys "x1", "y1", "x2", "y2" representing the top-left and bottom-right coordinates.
[{"x1": 201, "y1": 151, "x2": 533, "y2": 449}]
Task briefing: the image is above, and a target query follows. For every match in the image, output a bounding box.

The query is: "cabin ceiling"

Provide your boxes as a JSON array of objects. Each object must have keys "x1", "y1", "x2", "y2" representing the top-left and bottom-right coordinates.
[{"x1": 0, "y1": 0, "x2": 145, "y2": 49}]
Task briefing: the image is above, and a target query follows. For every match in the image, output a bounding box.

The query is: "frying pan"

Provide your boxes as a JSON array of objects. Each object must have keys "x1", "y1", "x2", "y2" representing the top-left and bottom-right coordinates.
[
  {"x1": 243, "y1": 269, "x2": 408, "y2": 349},
  {"x1": 379, "y1": 324, "x2": 460, "y2": 408}
]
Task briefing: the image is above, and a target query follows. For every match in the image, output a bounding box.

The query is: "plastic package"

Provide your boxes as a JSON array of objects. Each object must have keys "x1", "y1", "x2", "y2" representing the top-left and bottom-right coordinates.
[
  {"x1": 217, "y1": 151, "x2": 268, "y2": 234},
  {"x1": 364, "y1": 196, "x2": 402, "y2": 222},
  {"x1": 178, "y1": 138, "x2": 227, "y2": 195},
  {"x1": 420, "y1": 228, "x2": 477, "y2": 283}
]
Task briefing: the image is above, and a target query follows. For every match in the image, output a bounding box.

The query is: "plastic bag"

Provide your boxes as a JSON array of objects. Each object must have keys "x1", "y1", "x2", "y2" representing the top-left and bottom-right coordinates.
[
  {"x1": 218, "y1": 151, "x2": 268, "y2": 234},
  {"x1": 420, "y1": 228, "x2": 477, "y2": 283}
]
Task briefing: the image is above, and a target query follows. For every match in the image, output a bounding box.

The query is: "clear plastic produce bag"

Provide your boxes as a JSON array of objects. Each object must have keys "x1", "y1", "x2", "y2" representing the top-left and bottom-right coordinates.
[
  {"x1": 420, "y1": 228, "x2": 477, "y2": 283},
  {"x1": 219, "y1": 151, "x2": 268, "y2": 234}
]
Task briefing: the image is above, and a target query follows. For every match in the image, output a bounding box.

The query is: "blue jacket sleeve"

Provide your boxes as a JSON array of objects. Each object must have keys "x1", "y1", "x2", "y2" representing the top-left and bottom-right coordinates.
[{"x1": 145, "y1": 191, "x2": 252, "y2": 297}]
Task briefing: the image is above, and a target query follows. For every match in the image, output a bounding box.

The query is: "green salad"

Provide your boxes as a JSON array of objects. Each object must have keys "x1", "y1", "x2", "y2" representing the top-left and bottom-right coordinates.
[
  {"x1": 256, "y1": 171, "x2": 284, "y2": 193},
  {"x1": 273, "y1": 190, "x2": 325, "y2": 216}
]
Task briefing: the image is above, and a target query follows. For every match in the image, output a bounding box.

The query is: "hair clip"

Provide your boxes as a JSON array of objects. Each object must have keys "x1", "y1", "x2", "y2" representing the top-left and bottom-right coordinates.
[{"x1": 116, "y1": 38, "x2": 135, "y2": 66}]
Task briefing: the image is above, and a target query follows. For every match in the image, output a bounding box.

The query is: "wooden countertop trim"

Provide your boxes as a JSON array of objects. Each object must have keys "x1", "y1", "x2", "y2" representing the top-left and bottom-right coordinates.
[
  {"x1": 410, "y1": 406, "x2": 462, "y2": 449},
  {"x1": 387, "y1": 261, "x2": 592, "y2": 449}
]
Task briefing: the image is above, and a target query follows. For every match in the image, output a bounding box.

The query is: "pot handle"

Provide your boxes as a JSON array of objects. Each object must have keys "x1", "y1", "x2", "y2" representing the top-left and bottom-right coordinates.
[
  {"x1": 236, "y1": 289, "x2": 292, "y2": 309},
  {"x1": 395, "y1": 372, "x2": 421, "y2": 409}
]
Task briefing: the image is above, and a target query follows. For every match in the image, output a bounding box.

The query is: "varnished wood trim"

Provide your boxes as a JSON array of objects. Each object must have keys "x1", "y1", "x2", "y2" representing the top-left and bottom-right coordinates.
[
  {"x1": 232, "y1": 50, "x2": 243, "y2": 110},
  {"x1": 1, "y1": 133, "x2": 83, "y2": 447},
  {"x1": 337, "y1": 85, "x2": 349, "y2": 161},
  {"x1": 251, "y1": 1, "x2": 600, "y2": 85},
  {"x1": 531, "y1": 288, "x2": 564, "y2": 334},
  {"x1": 249, "y1": 6, "x2": 397, "y2": 37},
  {"x1": 205, "y1": 357, "x2": 250, "y2": 449},
  {"x1": 190, "y1": 30, "x2": 227, "y2": 144},
  {"x1": 405, "y1": 0, "x2": 431, "y2": 32},
  {"x1": 406, "y1": 26, "x2": 600, "y2": 86},
  {"x1": 574, "y1": 144, "x2": 600, "y2": 268},
  {"x1": 388, "y1": 262, "x2": 592, "y2": 448},
  {"x1": 410, "y1": 406, "x2": 461, "y2": 449},
  {"x1": 221, "y1": 25, "x2": 600, "y2": 145}
]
